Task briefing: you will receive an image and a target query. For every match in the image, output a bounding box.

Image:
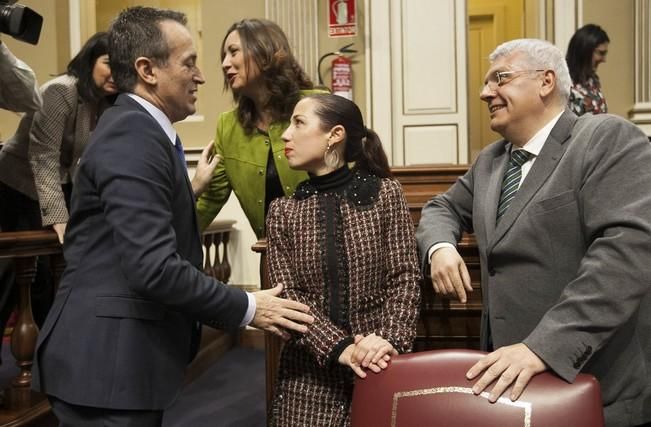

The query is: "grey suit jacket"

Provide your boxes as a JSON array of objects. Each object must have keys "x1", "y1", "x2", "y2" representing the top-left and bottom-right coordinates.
[
  {"x1": 0, "y1": 74, "x2": 91, "y2": 226},
  {"x1": 416, "y1": 110, "x2": 651, "y2": 427},
  {"x1": 33, "y1": 94, "x2": 249, "y2": 410}
]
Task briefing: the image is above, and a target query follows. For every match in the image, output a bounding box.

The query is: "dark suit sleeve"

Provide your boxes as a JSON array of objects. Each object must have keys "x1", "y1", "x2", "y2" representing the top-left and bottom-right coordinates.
[
  {"x1": 90, "y1": 111, "x2": 248, "y2": 329},
  {"x1": 523, "y1": 116, "x2": 651, "y2": 381}
]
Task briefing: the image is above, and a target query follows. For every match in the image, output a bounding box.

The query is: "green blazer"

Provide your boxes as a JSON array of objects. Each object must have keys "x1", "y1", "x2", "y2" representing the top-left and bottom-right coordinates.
[{"x1": 196, "y1": 90, "x2": 325, "y2": 237}]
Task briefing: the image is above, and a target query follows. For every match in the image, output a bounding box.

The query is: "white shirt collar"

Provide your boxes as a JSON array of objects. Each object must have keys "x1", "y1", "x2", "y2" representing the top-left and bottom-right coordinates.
[
  {"x1": 127, "y1": 93, "x2": 178, "y2": 146},
  {"x1": 519, "y1": 111, "x2": 564, "y2": 156}
]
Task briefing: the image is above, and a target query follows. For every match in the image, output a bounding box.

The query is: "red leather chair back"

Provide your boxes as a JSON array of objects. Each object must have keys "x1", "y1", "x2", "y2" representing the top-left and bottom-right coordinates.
[{"x1": 351, "y1": 349, "x2": 604, "y2": 427}]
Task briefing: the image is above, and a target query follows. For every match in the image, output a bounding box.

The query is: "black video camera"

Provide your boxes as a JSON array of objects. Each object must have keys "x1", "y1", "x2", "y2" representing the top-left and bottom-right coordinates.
[{"x1": 0, "y1": 0, "x2": 42, "y2": 45}]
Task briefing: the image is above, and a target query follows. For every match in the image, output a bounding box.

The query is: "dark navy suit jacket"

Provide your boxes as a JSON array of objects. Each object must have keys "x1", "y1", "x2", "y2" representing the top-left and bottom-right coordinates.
[{"x1": 33, "y1": 94, "x2": 248, "y2": 410}]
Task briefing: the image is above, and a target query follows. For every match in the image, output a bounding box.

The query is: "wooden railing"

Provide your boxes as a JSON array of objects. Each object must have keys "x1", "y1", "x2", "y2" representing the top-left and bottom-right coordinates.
[
  {"x1": 0, "y1": 229, "x2": 62, "y2": 426},
  {"x1": 254, "y1": 164, "x2": 480, "y2": 411},
  {"x1": 202, "y1": 219, "x2": 236, "y2": 283},
  {"x1": 0, "y1": 220, "x2": 234, "y2": 426}
]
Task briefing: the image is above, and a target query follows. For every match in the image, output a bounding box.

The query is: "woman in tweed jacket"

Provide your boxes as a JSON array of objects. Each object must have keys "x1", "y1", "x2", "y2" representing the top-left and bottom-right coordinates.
[
  {"x1": 266, "y1": 94, "x2": 421, "y2": 426},
  {"x1": 0, "y1": 31, "x2": 117, "y2": 242}
]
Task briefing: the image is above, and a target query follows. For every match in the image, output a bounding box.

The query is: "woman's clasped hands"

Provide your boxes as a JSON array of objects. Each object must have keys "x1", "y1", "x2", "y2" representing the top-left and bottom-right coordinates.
[{"x1": 338, "y1": 333, "x2": 398, "y2": 378}]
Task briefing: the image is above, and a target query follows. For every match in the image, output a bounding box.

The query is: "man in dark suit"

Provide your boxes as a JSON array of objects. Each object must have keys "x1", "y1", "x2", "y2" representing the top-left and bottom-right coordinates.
[
  {"x1": 416, "y1": 38, "x2": 651, "y2": 427},
  {"x1": 33, "y1": 7, "x2": 313, "y2": 426}
]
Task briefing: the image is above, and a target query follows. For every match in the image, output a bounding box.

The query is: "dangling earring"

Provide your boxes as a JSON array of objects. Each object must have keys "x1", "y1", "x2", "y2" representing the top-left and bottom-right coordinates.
[{"x1": 324, "y1": 143, "x2": 340, "y2": 169}]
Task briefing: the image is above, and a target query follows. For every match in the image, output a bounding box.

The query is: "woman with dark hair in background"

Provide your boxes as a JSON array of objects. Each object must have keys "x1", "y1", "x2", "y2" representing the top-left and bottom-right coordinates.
[
  {"x1": 0, "y1": 31, "x2": 117, "y2": 242},
  {"x1": 266, "y1": 94, "x2": 421, "y2": 426},
  {"x1": 0, "y1": 32, "x2": 117, "y2": 353},
  {"x1": 566, "y1": 24, "x2": 610, "y2": 115},
  {"x1": 195, "y1": 18, "x2": 325, "y2": 238}
]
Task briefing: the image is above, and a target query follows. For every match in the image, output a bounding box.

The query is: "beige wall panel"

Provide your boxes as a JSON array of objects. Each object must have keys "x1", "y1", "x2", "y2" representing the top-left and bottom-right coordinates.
[
  {"x1": 404, "y1": 125, "x2": 458, "y2": 165},
  {"x1": 401, "y1": 0, "x2": 456, "y2": 114},
  {"x1": 371, "y1": 0, "x2": 467, "y2": 165}
]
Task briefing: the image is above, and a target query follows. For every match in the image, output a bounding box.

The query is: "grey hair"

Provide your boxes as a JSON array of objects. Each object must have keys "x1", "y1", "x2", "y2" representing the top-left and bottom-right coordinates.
[{"x1": 489, "y1": 38, "x2": 571, "y2": 105}]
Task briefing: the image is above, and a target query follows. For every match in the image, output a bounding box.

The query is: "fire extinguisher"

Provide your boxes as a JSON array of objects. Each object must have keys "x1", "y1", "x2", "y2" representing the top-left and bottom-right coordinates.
[
  {"x1": 317, "y1": 43, "x2": 357, "y2": 100},
  {"x1": 331, "y1": 55, "x2": 353, "y2": 100}
]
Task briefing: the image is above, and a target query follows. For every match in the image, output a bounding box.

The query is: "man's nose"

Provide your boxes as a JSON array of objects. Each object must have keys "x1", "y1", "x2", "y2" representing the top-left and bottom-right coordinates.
[
  {"x1": 479, "y1": 84, "x2": 494, "y2": 102},
  {"x1": 195, "y1": 68, "x2": 206, "y2": 84}
]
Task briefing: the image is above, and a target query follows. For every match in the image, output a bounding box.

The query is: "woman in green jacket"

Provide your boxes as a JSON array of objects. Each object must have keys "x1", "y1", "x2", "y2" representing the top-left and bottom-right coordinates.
[{"x1": 196, "y1": 18, "x2": 323, "y2": 238}]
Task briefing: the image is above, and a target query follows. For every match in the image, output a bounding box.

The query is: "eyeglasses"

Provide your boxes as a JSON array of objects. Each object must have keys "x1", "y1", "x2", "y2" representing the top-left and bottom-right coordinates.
[{"x1": 483, "y1": 69, "x2": 546, "y2": 91}]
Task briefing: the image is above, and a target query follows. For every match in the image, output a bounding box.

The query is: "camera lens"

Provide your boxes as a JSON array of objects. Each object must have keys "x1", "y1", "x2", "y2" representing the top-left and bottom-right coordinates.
[{"x1": 0, "y1": 3, "x2": 43, "y2": 45}]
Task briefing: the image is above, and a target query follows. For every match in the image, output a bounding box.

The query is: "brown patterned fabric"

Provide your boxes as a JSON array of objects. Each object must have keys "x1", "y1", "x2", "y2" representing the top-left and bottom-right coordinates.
[{"x1": 266, "y1": 175, "x2": 421, "y2": 426}]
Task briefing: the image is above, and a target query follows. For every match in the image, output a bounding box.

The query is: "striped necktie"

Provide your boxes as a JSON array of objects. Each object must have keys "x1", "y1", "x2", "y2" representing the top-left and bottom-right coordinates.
[
  {"x1": 174, "y1": 136, "x2": 187, "y2": 169},
  {"x1": 496, "y1": 149, "x2": 531, "y2": 222}
]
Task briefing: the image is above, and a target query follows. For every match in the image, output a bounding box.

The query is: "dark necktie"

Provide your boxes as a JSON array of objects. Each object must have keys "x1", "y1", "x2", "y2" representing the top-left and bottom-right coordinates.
[
  {"x1": 496, "y1": 149, "x2": 531, "y2": 222},
  {"x1": 174, "y1": 136, "x2": 187, "y2": 169}
]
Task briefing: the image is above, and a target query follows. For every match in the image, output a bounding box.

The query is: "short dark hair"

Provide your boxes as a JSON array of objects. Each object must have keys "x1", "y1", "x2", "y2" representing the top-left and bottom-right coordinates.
[
  {"x1": 108, "y1": 6, "x2": 187, "y2": 92},
  {"x1": 221, "y1": 19, "x2": 313, "y2": 133},
  {"x1": 66, "y1": 31, "x2": 110, "y2": 102},
  {"x1": 306, "y1": 94, "x2": 392, "y2": 179},
  {"x1": 566, "y1": 23, "x2": 610, "y2": 84}
]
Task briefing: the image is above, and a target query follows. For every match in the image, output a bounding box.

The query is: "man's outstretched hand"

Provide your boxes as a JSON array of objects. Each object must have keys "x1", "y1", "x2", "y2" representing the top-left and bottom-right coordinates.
[{"x1": 251, "y1": 283, "x2": 314, "y2": 340}]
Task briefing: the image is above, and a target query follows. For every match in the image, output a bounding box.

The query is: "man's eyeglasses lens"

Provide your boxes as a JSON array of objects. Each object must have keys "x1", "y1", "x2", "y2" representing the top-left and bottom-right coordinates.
[{"x1": 483, "y1": 69, "x2": 545, "y2": 91}]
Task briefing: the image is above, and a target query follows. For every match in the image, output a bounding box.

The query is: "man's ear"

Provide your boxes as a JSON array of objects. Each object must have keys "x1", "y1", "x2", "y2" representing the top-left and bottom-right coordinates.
[
  {"x1": 134, "y1": 56, "x2": 157, "y2": 85},
  {"x1": 540, "y1": 69, "x2": 556, "y2": 98},
  {"x1": 329, "y1": 124, "x2": 346, "y2": 146}
]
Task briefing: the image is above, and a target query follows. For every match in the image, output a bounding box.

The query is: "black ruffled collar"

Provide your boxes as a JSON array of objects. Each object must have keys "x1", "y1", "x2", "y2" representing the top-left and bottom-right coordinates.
[{"x1": 294, "y1": 167, "x2": 381, "y2": 208}]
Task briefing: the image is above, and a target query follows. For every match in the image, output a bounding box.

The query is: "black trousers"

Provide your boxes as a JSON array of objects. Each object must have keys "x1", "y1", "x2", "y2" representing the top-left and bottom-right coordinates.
[{"x1": 49, "y1": 396, "x2": 164, "y2": 427}]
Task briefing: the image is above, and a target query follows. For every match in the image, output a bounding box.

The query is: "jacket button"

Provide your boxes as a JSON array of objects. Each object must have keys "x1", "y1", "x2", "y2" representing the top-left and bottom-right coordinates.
[
  {"x1": 264, "y1": 139, "x2": 269, "y2": 145},
  {"x1": 573, "y1": 361, "x2": 581, "y2": 369},
  {"x1": 258, "y1": 169, "x2": 263, "y2": 175},
  {"x1": 489, "y1": 268, "x2": 496, "y2": 276}
]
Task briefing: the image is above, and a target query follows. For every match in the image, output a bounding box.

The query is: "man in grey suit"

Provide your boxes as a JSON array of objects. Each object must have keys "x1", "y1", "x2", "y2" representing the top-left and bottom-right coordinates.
[
  {"x1": 33, "y1": 7, "x2": 313, "y2": 426},
  {"x1": 416, "y1": 38, "x2": 651, "y2": 427}
]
